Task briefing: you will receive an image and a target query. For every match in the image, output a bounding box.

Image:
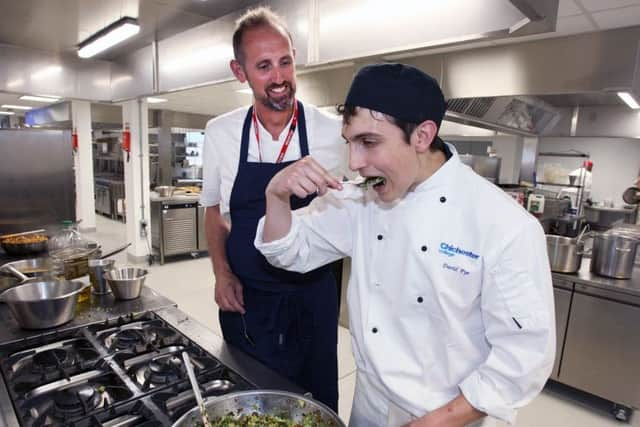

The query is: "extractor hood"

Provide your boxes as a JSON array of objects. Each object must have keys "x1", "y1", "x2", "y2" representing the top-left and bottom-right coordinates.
[
  {"x1": 446, "y1": 96, "x2": 560, "y2": 136},
  {"x1": 408, "y1": 25, "x2": 640, "y2": 138}
]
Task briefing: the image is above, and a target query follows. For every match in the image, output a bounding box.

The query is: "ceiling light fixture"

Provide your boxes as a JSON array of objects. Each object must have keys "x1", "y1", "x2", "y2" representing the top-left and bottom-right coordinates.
[
  {"x1": 0, "y1": 111, "x2": 15, "y2": 115},
  {"x1": 618, "y1": 92, "x2": 640, "y2": 109},
  {"x1": 20, "y1": 95, "x2": 60, "y2": 103},
  {"x1": 236, "y1": 88, "x2": 253, "y2": 95},
  {"x1": 77, "y1": 17, "x2": 140, "y2": 58},
  {"x1": 1, "y1": 104, "x2": 32, "y2": 110},
  {"x1": 147, "y1": 97, "x2": 168, "y2": 104}
]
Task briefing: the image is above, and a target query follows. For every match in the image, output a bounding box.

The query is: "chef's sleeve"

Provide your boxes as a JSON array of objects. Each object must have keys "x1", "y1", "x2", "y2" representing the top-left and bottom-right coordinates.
[
  {"x1": 199, "y1": 121, "x2": 221, "y2": 207},
  {"x1": 459, "y1": 218, "x2": 555, "y2": 423},
  {"x1": 255, "y1": 192, "x2": 354, "y2": 273}
]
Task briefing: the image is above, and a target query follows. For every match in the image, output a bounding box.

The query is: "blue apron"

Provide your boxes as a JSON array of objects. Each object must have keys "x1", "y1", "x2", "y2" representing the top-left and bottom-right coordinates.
[{"x1": 220, "y1": 102, "x2": 338, "y2": 411}]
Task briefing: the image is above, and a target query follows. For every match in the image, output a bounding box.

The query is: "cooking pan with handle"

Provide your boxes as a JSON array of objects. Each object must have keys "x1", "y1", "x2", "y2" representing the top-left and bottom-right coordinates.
[
  {"x1": 0, "y1": 234, "x2": 49, "y2": 256},
  {"x1": 172, "y1": 390, "x2": 345, "y2": 427}
]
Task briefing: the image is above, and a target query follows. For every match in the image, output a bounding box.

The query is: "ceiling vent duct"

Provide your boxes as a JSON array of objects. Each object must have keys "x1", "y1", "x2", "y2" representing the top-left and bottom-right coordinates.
[{"x1": 445, "y1": 95, "x2": 560, "y2": 135}]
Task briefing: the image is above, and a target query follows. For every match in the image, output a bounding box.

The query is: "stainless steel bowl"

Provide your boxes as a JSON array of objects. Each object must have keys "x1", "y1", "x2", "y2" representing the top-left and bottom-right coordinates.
[
  {"x1": 104, "y1": 267, "x2": 147, "y2": 300},
  {"x1": 0, "y1": 257, "x2": 54, "y2": 278},
  {"x1": 155, "y1": 186, "x2": 175, "y2": 197},
  {"x1": 0, "y1": 273, "x2": 21, "y2": 295},
  {"x1": 172, "y1": 390, "x2": 344, "y2": 427},
  {"x1": 0, "y1": 279, "x2": 89, "y2": 329}
]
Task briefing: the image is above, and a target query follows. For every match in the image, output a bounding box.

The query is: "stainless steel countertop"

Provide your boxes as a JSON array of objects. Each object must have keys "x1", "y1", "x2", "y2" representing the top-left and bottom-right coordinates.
[
  {"x1": 150, "y1": 194, "x2": 200, "y2": 203},
  {"x1": 0, "y1": 286, "x2": 176, "y2": 345},
  {"x1": 552, "y1": 258, "x2": 640, "y2": 298},
  {"x1": 583, "y1": 205, "x2": 637, "y2": 214}
]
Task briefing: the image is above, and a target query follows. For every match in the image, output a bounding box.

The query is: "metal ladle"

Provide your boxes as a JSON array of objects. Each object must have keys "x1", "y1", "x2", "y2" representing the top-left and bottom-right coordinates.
[
  {"x1": 182, "y1": 352, "x2": 213, "y2": 427},
  {"x1": 99, "y1": 242, "x2": 131, "y2": 259},
  {"x1": 576, "y1": 224, "x2": 590, "y2": 245}
]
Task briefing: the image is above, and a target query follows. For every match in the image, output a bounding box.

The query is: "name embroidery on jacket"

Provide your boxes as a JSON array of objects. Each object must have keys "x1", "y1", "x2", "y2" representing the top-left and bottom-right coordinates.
[{"x1": 438, "y1": 242, "x2": 480, "y2": 260}]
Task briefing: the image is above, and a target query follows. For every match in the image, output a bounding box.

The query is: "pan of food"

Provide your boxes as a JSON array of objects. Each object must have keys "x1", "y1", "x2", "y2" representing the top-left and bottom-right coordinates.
[
  {"x1": 0, "y1": 234, "x2": 49, "y2": 256},
  {"x1": 172, "y1": 390, "x2": 344, "y2": 427},
  {"x1": 0, "y1": 257, "x2": 54, "y2": 278}
]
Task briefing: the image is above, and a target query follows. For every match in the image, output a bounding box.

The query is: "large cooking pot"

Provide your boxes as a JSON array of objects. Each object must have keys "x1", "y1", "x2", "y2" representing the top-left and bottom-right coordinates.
[
  {"x1": 590, "y1": 232, "x2": 640, "y2": 279},
  {"x1": 0, "y1": 279, "x2": 89, "y2": 329},
  {"x1": 172, "y1": 390, "x2": 344, "y2": 427},
  {"x1": 546, "y1": 235, "x2": 584, "y2": 273}
]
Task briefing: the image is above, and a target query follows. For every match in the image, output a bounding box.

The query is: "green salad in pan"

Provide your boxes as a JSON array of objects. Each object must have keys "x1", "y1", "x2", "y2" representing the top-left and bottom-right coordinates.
[{"x1": 194, "y1": 410, "x2": 335, "y2": 427}]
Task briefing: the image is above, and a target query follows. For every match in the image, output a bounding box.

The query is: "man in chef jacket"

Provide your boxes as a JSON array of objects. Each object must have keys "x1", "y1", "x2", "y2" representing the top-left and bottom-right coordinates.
[
  {"x1": 254, "y1": 63, "x2": 555, "y2": 427},
  {"x1": 568, "y1": 160, "x2": 593, "y2": 204}
]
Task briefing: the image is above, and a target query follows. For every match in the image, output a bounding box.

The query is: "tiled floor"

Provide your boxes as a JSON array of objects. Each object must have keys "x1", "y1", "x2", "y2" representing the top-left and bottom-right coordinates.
[{"x1": 86, "y1": 215, "x2": 638, "y2": 426}]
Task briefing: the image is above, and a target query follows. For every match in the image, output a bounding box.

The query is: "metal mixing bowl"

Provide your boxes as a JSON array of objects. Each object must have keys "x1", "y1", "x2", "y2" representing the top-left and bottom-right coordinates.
[
  {"x1": 172, "y1": 390, "x2": 344, "y2": 427},
  {"x1": 155, "y1": 186, "x2": 175, "y2": 197},
  {"x1": 104, "y1": 267, "x2": 147, "y2": 300},
  {"x1": 0, "y1": 279, "x2": 89, "y2": 329},
  {"x1": 0, "y1": 257, "x2": 54, "y2": 278}
]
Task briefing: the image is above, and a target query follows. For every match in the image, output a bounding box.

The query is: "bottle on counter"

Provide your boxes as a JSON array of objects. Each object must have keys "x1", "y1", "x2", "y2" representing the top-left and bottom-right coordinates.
[
  {"x1": 48, "y1": 220, "x2": 86, "y2": 252},
  {"x1": 49, "y1": 220, "x2": 92, "y2": 303}
]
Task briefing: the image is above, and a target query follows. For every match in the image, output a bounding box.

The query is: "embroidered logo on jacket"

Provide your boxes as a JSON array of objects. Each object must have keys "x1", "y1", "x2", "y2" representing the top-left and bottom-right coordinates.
[{"x1": 439, "y1": 242, "x2": 480, "y2": 260}]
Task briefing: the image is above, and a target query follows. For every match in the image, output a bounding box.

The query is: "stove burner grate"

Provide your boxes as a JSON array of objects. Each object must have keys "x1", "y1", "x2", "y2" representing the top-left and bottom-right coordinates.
[{"x1": 52, "y1": 384, "x2": 102, "y2": 419}]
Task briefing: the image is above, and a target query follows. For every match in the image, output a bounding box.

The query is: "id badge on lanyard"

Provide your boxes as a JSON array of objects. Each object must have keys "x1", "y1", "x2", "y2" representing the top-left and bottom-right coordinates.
[{"x1": 252, "y1": 101, "x2": 298, "y2": 163}]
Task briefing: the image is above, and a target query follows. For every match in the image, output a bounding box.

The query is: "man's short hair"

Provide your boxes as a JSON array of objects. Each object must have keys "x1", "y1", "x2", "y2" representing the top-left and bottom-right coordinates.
[{"x1": 232, "y1": 7, "x2": 293, "y2": 65}]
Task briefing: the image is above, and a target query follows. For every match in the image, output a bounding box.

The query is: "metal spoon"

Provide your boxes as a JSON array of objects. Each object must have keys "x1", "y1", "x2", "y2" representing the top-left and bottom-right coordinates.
[
  {"x1": 2, "y1": 265, "x2": 29, "y2": 282},
  {"x1": 240, "y1": 314, "x2": 255, "y2": 347},
  {"x1": 0, "y1": 229, "x2": 46, "y2": 240},
  {"x1": 99, "y1": 242, "x2": 131, "y2": 259},
  {"x1": 181, "y1": 352, "x2": 212, "y2": 427},
  {"x1": 576, "y1": 224, "x2": 590, "y2": 245}
]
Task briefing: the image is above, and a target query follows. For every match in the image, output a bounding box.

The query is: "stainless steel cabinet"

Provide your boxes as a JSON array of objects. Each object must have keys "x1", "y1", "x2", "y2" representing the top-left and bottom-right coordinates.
[
  {"x1": 151, "y1": 201, "x2": 198, "y2": 264},
  {"x1": 560, "y1": 286, "x2": 640, "y2": 408},
  {"x1": 94, "y1": 183, "x2": 111, "y2": 216},
  {"x1": 551, "y1": 287, "x2": 572, "y2": 380}
]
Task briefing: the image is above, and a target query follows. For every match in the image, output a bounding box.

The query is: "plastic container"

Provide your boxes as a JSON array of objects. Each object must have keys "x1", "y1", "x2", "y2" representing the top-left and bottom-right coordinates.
[
  {"x1": 527, "y1": 194, "x2": 545, "y2": 217},
  {"x1": 48, "y1": 221, "x2": 87, "y2": 252},
  {"x1": 48, "y1": 221, "x2": 92, "y2": 302}
]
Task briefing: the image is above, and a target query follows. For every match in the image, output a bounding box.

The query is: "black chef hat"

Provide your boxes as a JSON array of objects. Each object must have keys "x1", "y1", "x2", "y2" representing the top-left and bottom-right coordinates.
[{"x1": 344, "y1": 63, "x2": 446, "y2": 128}]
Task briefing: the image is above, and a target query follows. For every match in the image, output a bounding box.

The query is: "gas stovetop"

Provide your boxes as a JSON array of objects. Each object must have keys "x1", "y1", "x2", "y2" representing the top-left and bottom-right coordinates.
[{"x1": 0, "y1": 312, "x2": 253, "y2": 426}]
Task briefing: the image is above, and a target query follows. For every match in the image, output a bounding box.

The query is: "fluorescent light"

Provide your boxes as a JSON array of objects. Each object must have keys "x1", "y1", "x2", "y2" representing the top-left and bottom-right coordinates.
[
  {"x1": 146, "y1": 97, "x2": 168, "y2": 104},
  {"x1": 618, "y1": 92, "x2": 640, "y2": 109},
  {"x1": 1, "y1": 104, "x2": 32, "y2": 110},
  {"x1": 19, "y1": 95, "x2": 60, "y2": 103},
  {"x1": 236, "y1": 88, "x2": 254, "y2": 95},
  {"x1": 0, "y1": 111, "x2": 15, "y2": 115},
  {"x1": 78, "y1": 17, "x2": 140, "y2": 58}
]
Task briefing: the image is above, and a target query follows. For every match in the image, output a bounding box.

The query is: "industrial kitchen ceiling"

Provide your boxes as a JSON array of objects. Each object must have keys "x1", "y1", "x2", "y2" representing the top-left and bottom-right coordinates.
[{"x1": 0, "y1": 0, "x2": 261, "y2": 60}]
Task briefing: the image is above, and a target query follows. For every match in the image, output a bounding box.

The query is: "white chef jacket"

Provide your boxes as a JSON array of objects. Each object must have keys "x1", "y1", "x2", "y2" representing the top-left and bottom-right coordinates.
[
  {"x1": 200, "y1": 102, "x2": 350, "y2": 218},
  {"x1": 255, "y1": 148, "x2": 556, "y2": 426}
]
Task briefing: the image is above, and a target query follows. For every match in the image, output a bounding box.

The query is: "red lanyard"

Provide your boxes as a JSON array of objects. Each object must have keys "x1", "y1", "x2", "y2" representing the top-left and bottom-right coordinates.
[{"x1": 252, "y1": 101, "x2": 298, "y2": 163}]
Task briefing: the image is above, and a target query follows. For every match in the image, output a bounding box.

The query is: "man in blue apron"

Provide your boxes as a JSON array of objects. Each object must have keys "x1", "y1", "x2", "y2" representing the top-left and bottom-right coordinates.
[{"x1": 200, "y1": 7, "x2": 349, "y2": 411}]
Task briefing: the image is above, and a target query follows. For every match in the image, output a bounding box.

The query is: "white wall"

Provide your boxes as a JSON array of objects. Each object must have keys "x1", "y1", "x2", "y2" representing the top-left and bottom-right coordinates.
[{"x1": 537, "y1": 137, "x2": 640, "y2": 205}]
